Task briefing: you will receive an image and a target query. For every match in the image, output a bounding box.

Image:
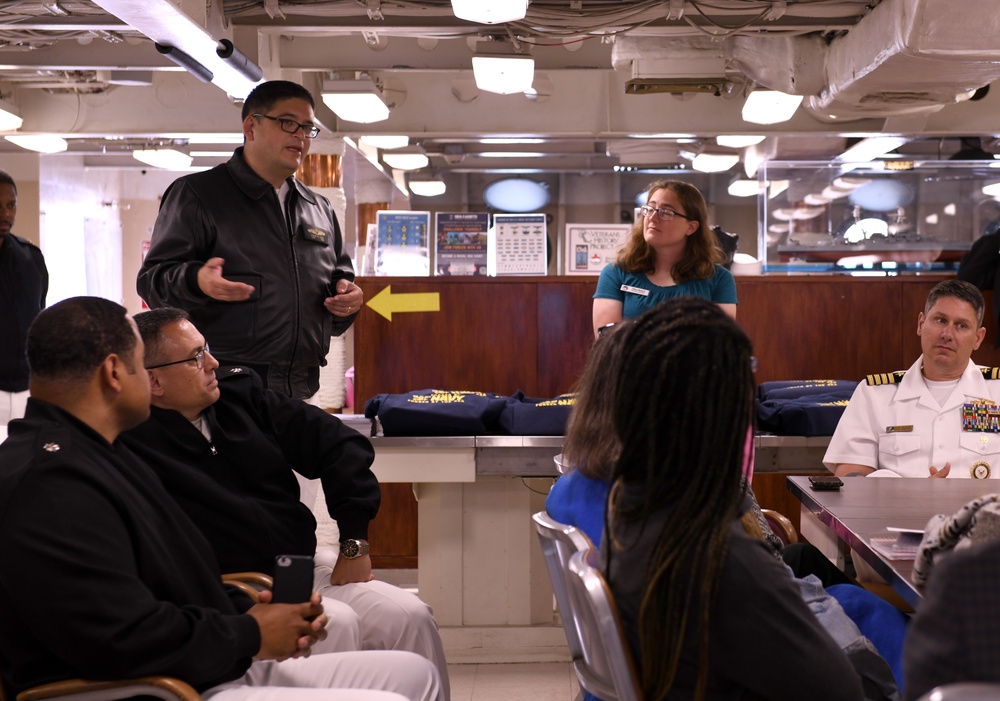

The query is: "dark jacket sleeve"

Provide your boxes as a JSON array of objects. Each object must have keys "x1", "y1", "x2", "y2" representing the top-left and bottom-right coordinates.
[
  {"x1": 244, "y1": 371, "x2": 380, "y2": 540},
  {"x1": 0, "y1": 462, "x2": 260, "y2": 689},
  {"x1": 321, "y1": 207, "x2": 358, "y2": 338},
  {"x1": 137, "y1": 178, "x2": 215, "y2": 307}
]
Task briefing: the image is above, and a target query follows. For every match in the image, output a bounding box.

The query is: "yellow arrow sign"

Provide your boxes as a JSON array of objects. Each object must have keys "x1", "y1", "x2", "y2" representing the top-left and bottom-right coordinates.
[{"x1": 367, "y1": 285, "x2": 441, "y2": 322}]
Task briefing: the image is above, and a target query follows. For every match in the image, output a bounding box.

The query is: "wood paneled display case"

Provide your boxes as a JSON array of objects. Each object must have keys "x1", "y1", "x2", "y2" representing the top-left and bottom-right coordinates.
[{"x1": 759, "y1": 160, "x2": 1000, "y2": 273}]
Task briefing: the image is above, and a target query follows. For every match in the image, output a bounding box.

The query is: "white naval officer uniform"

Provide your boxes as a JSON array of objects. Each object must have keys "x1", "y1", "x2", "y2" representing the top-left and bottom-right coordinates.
[{"x1": 824, "y1": 356, "x2": 1000, "y2": 478}]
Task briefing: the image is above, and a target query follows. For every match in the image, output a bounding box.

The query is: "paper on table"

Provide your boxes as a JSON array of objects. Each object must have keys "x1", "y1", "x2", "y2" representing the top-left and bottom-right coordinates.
[{"x1": 870, "y1": 527, "x2": 923, "y2": 560}]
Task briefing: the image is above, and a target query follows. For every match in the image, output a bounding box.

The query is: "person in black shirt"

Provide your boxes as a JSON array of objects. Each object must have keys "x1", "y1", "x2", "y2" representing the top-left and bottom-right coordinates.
[{"x1": 0, "y1": 170, "x2": 47, "y2": 424}]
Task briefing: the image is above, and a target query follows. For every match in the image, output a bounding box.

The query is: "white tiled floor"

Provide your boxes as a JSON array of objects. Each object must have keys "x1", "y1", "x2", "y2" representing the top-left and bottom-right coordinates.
[
  {"x1": 372, "y1": 570, "x2": 579, "y2": 701},
  {"x1": 448, "y1": 662, "x2": 579, "y2": 701}
]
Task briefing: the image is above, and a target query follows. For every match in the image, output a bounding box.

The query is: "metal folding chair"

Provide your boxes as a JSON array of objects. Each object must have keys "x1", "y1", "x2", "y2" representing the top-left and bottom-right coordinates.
[
  {"x1": 532, "y1": 511, "x2": 593, "y2": 663},
  {"x1": 565, "y1": 548, "x2": 642, "y2": 701}
]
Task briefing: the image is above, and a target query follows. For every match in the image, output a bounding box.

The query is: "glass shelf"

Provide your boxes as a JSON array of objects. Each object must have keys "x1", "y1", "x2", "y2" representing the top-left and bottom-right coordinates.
[{"x1": 758, "y1": 160, "x2": 1000, "y2": 274}]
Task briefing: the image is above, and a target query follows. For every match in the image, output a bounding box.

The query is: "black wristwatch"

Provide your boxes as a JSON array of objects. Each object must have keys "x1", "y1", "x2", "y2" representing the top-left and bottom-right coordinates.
[{"x1": 339, "y1": 539, "x2": 370, "y2": 559}]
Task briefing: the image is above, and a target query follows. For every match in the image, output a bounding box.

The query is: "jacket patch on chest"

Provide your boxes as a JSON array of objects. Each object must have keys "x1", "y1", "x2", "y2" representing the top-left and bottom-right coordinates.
[{"x1": 304, "y1": 227, "x2": 329, "y2": 243}]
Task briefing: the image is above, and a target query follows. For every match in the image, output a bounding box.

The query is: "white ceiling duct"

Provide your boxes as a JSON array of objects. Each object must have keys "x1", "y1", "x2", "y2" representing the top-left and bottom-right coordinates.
[
  {"x1": 803, "y1": 0, "x2": 1000, "y2": 121},
  {"x1": 612, "y1": 0, "x2": 1000, "y2": 123}
]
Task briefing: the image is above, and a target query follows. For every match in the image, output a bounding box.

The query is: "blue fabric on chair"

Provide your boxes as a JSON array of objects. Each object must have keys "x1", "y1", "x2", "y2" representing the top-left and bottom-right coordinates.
[
  {"x1": 828, "y1": 583, "x2": 910, "y2": 691},
  {"x1": 546, "y1": 470, "x2": 610, "y2": 548}
]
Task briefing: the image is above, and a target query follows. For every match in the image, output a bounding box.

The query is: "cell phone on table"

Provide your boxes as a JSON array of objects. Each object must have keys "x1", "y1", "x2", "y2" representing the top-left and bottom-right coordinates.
[
  {"x1": 272, "y1": 554, "x2": 314, "y2": 603},
  {"x1": 808, "y1": 475, "x2": 844, "y2": 491}
]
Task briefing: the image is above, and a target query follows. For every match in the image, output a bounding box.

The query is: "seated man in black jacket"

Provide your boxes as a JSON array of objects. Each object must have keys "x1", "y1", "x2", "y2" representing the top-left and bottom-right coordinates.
[
  {"x1": 0, "y1": 296, "x2": 442, "y2": 701},
  {"x1": 121, "y1": 307, "x2": 449, "y2": 699}
]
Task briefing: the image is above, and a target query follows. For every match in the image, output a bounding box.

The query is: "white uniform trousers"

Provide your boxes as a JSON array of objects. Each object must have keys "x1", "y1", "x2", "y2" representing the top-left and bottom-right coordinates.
[
  {"x1": 0, "y1": 389, "x2": 28, "y2": 426},
  {"x1": 204, "y1": 649, "x2": 442, "y2": 701},
  {"x1": 311, "y1": 566, "x2": 451, "y2": 701}
]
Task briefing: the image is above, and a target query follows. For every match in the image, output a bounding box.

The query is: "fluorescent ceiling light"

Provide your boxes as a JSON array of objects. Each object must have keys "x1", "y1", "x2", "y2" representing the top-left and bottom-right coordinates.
[
  {"x1": 452, "y1": 0, "x2": 527, "y2": 24},
  {"x1": 478, "y1": 151, "x2": 547, "y2": 158},
  {"x1": 837, "y1": 137, "x2": 909, "y2": 162},
  {"x1": 692, "y1": 153, "x2": 739, "y2": 173},
  {"x1": 716, "y1": 135, "x2": 765, "y2": 148},
  {"x1": 628, "y1": 133, "x2": 697, "y2": 140},
  {"x1": 481, "y1": 137, "x2": 545, "y2": 144},
  {"x1": 190, "y1": 151, "x2": 233, "y2": 157},
  {"x1": 360, "y1": 135, "x2": 409, "y2": 150},
  {"x1": 472, "y1": 55, "x2": 535, "y2": 95},
  {"x1": 5, "y1": 134, "x2": 68, "y2": 153},
  {"x1": 741, "y1": 90, "x2": 803, "y2": 125},
  {"x1": 0, "y1": 100, "x2": 23, "y2": 131},
  {"x1": 322, "y1": 78, "x2": 390, "y2": 124},
  {"x1": 409, "y1": 180, "x2": 447, "y2": 197},
  {"x1": 383, "y1": 152, "x2": 429, "y2": 170},
  {"x1": 133, "y1": 148, "x2": 193, "y2": 170},
  {"x1": 184, "y1": 133, "x2": 244, "y2": 144},
  {"x1": 982, "y1": 183, "x2": 1000, "y2": 197},
  {"x1": 728, "y1": 179, "x2": 765, "y2": 197}
]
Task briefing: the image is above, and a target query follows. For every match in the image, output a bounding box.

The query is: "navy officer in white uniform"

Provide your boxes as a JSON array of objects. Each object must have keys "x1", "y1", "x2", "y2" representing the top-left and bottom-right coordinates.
[{"x1": 825, "y1": 279, "x2": 1000, "y2": 479}]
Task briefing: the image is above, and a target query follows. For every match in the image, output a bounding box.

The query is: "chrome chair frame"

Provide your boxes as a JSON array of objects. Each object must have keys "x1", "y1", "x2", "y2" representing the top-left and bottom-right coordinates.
[
  {"x1": 565, "y1": 548, "x2": 642, "y2": 701},
  {"x1": 531, "y1": 511, "x2": 593, "y2": 666}
]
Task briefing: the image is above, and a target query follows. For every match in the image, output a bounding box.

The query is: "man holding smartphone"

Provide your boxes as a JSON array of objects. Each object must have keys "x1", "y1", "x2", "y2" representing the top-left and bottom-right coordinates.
[
  {"x1": 121, "y1": 307, "x2": 450, "y2": 699},
  {"x1": 825, "y1": 280, "x2": 1000, "y2": 479},
  {"x1": 0, "y1": 298, "x2": 442, "y2": 701}
]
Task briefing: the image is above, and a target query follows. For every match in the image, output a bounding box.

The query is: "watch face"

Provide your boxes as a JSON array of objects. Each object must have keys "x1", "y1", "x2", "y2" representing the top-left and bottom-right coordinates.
[{"x1": 342, "y1": 540, "x2": 360, "y2": 558}]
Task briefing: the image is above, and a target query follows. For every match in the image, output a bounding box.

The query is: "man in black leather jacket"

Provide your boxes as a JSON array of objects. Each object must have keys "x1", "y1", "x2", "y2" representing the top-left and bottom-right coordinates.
[{"x1": 137, "y1": 81, "x2": 363, "y2": 400}]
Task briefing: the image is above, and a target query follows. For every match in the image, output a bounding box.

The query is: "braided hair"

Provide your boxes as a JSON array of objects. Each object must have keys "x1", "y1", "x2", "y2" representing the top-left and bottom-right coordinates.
[{"x1": 608, "y1": 297, "x2": 755, "y2": 701}]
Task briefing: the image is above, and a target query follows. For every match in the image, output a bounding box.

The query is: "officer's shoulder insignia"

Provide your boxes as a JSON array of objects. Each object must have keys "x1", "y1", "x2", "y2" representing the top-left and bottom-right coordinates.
[
  {"x1": 42, "y1": 442, "x2": 60, "y2": 452},
  {"x1": 866, "y1": 371, "x2": 905, "y2": 386},
  {"x1": 228, "y1": 367, "x2": 245, "y2": 374},
  {"x1": 980, "y1": 367, "x2": 1000, "y2": 380}
]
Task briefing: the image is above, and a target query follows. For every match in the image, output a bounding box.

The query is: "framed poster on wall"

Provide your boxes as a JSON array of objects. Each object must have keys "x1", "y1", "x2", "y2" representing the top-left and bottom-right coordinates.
[
  {"x1": 374, "y1": 210, "x2": 430, "y2": 276},
  {"x1": 563, "y1": 223, "x2": 631, "y2": 275},
  {"x1": 487, "y1": 213, "x2": 547, "y2": 276},
  {"x1": 435, "y1": 212, "x2": 489, "y2": 276}
]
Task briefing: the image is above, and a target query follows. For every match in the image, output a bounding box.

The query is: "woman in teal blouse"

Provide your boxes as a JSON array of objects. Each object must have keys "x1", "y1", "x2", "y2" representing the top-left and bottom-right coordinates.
[{"x1": 592, "y1": 179, "x2": 736, "y2": 336}]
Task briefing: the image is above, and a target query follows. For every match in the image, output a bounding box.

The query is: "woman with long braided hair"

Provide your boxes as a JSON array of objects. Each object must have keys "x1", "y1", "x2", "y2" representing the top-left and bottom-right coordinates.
[{"x1": 601, "y1": 298, "x2": 865, "y2": 701}]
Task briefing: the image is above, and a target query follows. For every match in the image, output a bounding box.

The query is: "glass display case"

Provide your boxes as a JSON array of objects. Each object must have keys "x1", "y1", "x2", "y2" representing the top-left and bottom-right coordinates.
[{"x1": 758, "y1": 160, "x2": 1000, "y2": 273}]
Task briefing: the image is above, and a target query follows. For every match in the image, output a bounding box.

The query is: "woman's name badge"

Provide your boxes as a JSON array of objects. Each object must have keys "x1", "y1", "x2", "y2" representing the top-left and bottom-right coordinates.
[{"x1": 620, "y1": 284, "x2": 649, "y2": 297}]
